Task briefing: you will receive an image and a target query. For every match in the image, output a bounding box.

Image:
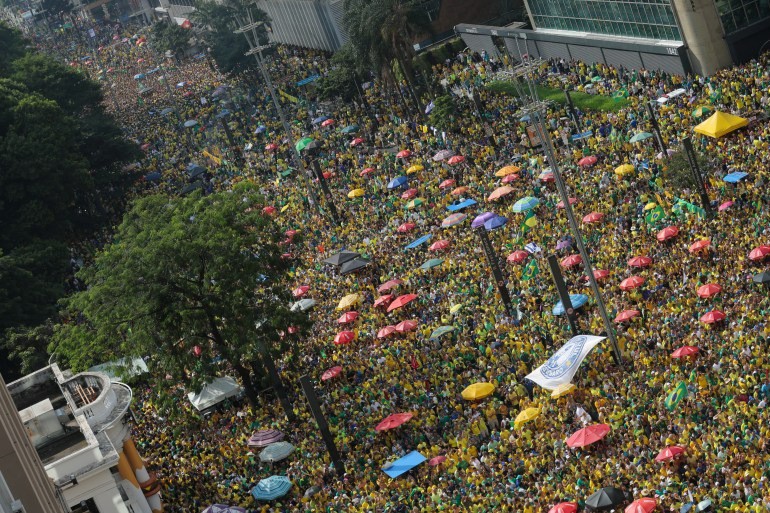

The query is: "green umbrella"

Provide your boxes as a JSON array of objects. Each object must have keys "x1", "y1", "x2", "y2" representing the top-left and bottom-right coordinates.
[
  {"x1": 420, "y1": 258, "x2": 445, "y2": 270},
  {"x1": 280, "y1": 168, "x2": 294, "y2": 177},
  {"x1": 630, "y1": 132, "x2": 653, "y2": 143},
  {"x1": 430, "y1": 325, "x2": 456, "y2": 339},
  {"x1": 295, "y1": 137, "x2": 314, "y2": 152},
  {"x1": 341, "y1": 124, "x2": 359, "y2": 134},
  {"x1": 405, "y1": 198, "x2": 424, "y2": 209}
]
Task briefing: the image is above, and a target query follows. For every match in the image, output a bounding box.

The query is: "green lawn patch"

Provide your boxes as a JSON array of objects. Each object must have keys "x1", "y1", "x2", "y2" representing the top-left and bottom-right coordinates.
[{"x1": 487, "y1": 80, "x2": 628, "y2": 112}]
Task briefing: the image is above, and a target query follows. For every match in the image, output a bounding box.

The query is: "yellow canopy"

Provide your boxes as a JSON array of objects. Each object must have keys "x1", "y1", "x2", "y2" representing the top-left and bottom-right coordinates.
[
  {"x1": 495, "y1": 165, "x2": 521, "y2": 177},
  {"x1": 514, "y1": 407, "x2": 540, "y2": 427},
  {"x1": 461, "y1": 382, "x2": 495, "y2": 401},
  {"x1": 348, "y1": 189, "x2": 365, "y2": 198},
  {"x1": 551, "y1": 383, "x2": 576, "y2": 399},
  {"x1": 406, "y1": 164, "x2": 424, "y2": 175},
  {"x1": 336, "y1": 293, "x2": 360, "y2": 310},
  {"x1": 694, "y1": 111, "x2": 748, "y2": 138},
  {"x1": 615, "y1": 164, "x2": 634, "y2": 177}
]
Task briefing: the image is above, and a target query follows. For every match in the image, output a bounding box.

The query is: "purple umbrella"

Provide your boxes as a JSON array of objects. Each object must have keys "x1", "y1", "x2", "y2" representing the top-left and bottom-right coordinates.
[
  {"x1": 471, "y1": 212, "x2": 496, "y2": 229},
  {"x1": 202, "y1": 506, "x2": 247, "y2": 513},
  {"x1": 248, "y1": 429, "x2": 285, "y2": 448},
  {"x1": 556, "y1": 239, "x2": 572, "y2": 250},
  {"x1": 433, "y1": 149, "x2": 455, "y2": 162}
]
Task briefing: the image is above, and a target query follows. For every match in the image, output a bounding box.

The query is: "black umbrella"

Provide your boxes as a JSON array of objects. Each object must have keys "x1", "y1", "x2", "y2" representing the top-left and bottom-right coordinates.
[
  {"x1": 324, "y1": 251, "x2": 359, "y2": 266},
  {"x1": 753, "y1": 271, "x2": 770, "y2": 284},
  {"x1": 188, "y1": 165, "x2": 207, "y2": 179},
  {"x1": 340, "y1": 257, "x2": 371, "y2": 275},
  {"x1": 585, "y1": 487, "x2": 626, "y2": 511}
]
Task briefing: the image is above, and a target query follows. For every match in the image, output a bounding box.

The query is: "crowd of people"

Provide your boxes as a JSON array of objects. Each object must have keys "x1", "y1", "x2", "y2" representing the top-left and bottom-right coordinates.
[{"x1": 37, "y1": 17, "x2": 770, "y2": 513}]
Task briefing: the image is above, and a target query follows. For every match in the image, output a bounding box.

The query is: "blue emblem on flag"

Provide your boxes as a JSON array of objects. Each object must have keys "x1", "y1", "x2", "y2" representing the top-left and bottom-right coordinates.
[{"x1": 539, "y1": 335, "x2": 587, "y2": 379}]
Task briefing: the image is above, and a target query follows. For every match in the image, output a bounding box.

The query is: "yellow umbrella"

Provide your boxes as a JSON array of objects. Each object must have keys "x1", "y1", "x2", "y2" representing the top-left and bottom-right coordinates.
[
  {"x1": 336, "y1": 293, "x2": 360, "y2": 310},
  {"x1": 450, "y1": 304, "x2": 463, "y2": 314},
  {"x1": 614, "y1": 164, "x2": 634, "y2": 177},
  {"x1": 551, "y1": 383, "x2": 576, "y2": 399},
  {"x1": 280, "y1": 204, "x2": 290, "y2": 213},
  {"x1": 406, "y1": 164, "x2": 424, "y2": 175},
  {"x1": 514, "y1": 407, "x2": 540, "y2": 427},
  {"x1": 495, "y1": 165, "x2": 521, "y2": 177},
  {"x1": 348, "y1": 188, "x2": 365, "y2": 198},
  {"x1": 644, "y1": 202, "x2": 658, "y2": 211},
  {"x1": 461, "y1": 382, "x2": 495, "y2": 401}
]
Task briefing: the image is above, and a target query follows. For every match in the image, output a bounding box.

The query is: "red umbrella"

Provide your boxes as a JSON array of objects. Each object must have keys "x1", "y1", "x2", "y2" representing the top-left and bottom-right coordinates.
[
  {"x1": 350, "y1": 137, "x2": 365, "y2": 147},
  {"x1": 566, "y1": 423, "x2": 610, "y2": 448},
  {"x1": 561, "y1": 254, "x2": 582, "y2": 268},
  {"x1": 265, "y1": 143, "x2": 278, "y2": 151},
  {"x1": 322, "y1": 171, "x2": 335, "y2": 179},
  {"x1": 540, "y1": 171, "x2": 555, "y2": 183},
  {"x1": 700, "y1": 310, "x2": 726, "y2": 324},
  {"x1": 749, "y1": 245, "x2": 770, "y2": 261},
  {"x1": 556, "y1": 197, "x2": 578, "y2": 209},
  {"x1": 321, "y1": 366, "x2": 342, "y2": 381},
  {"x1": 625, "y1": 498, "x2": 657, "y2": 513},
  {"x1": 549, "y1": 502, "x2": 579, "y2": 513},
  {"x1": 507, "y1": 250, "x2": 529, "y2": 264},
  {"x1": 697, "y1": 283, "x2": 722, "y2": 298},
  {"x1": 501, "y1": 173, "x2": 519, "y2": 184},
  {"x1": 378, "y1": 279, "x2": 404, "y2": 293},
  {"x1": 337, "y1": 311, "x2": 359, "y2": 324},
  {"x1": 628, "y1": 256, "x2": 652, "y2": 268},
  {"x1": 375, "y1": 412, "x2": 413, "y2": 432},
  {"x1": 395, "y1": 319, "x2": 418, "y2": 333},
  {"x1": 427, "y1": 455, "x2": 446, "y2": 467},
  {"x1": 429, "y1": 239, "x2": 450, "y2": 252},
  {"x1": 387, "y1": 293, "x2": 418, "y2": 312},
  {"x1": 321, "y1": 118, "x2": 335, "y2": 127},
  {"x1": 292, "y1": 285, "x2": 309, "y2": 298},
  {"x1": 671, "y1": 345, "x2": 699, "y2": 358},
  {"x1": 689, "y1": 239, "x2": 711, "y2": 253},
  {"x1": 578, "y1": 155, "x2": 597, "y2": 167},
  {"x1": 401, "y1": 188, "x2": 418, "y2": 200},
  {"x1": 374, "y1": 294, "x2": 394, "y2": 308},
  {"x1": 447, "y1": 155, "x2": 465, "y2": 165},
  {"x1": 655, "y1": 446, "x2": 685, "y2": 462},
  {"x1": 285, "y1": 229, "x2": 298, "y2": 238},
  {"x1": 439, "y1": 179, "x2": 456, "y2": 189},
  {"x1": 377, "y1": 325, "x2": 396, "y2": 339},
  {"x1": 582, "y1": 269, "x2": 610, "y2": 282},
  {"x1": 334, "y1": 331, "x2": 356, "y2": 344},
  {"x1": 620, "y1": 276, "x2": 645, "y2": 291},
  {"x1": 396, "y1": 149, "x2": 412, "y2": 158},
  {"x1": 656, "y1": 225, "x2": 680, "y2": 242},
  {"x1": 397, "y1": 222, "x2": 416, "y2": 233},
  {"x1": 582, "y1": 212, "x2": 605, "y2": 223},
  {"x1": 614, "y1": 309, "x2": 640, "y2": 323},
  {"x1": 360, "y1": 167, "x2": 375, "y2": 176},
  {"x1": 262, "y1": 206, "x2": 277, "y2": 215}
]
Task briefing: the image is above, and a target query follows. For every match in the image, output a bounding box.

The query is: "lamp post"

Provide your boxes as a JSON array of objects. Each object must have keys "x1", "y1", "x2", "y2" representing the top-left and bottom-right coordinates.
[
  {"x1": 474, "y1": 224, "x2": 515, "y2": 317},
  {"x1": 233, "y1": 12, "x2": 319, "y2": 214}
]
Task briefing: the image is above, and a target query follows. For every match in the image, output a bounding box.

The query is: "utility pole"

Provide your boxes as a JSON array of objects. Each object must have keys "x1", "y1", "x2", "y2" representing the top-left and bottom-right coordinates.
[
  {"x1": 682, "y1": 137, "x2": 712, "y2": 216},
  {"x1": 474, "y1": 225, "x2": 515, "y2": 317},
  {"x1": 547, "y1": 254, "x2": 578, "y2": 336},
  {"x1": 299, "y1": 376, "x2": 345, "y2": 477}
]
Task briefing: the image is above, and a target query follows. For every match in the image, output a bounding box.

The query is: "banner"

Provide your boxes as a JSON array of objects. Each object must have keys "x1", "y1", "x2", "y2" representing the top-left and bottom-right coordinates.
[
  {"x1": 526, "y1": 335, "x2": 605, "y2": 390},
  {"x1": 278, "y1": 89, "x2": 298, "y2": 103}
]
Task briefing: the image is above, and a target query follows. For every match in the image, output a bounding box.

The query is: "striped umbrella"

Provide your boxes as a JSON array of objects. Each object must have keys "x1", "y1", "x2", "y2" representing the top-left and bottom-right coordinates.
[
  {"x1": 259, "y1": 442, "x2": 295, "y2": 462},
  {"x1": 251, "y1": 476, "x2": 292, "y2": 501},
  {"x1": 248, "y1": 429, "x2": 284, "y2": 448}
]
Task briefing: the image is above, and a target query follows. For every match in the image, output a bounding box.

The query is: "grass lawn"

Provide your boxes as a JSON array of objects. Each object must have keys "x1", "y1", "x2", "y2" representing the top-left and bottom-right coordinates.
[{"x1": 487, "y1": 80, "x2": 629, "y2": 112}]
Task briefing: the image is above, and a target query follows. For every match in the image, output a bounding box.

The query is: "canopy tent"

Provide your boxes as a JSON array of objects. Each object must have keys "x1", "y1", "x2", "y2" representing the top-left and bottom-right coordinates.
[
  {"x1": 693, "y1": 111, "x2": 748, "y2": 138},
  {"x1": 187, "y1": 376, "x2": 243, "y2": 411}
]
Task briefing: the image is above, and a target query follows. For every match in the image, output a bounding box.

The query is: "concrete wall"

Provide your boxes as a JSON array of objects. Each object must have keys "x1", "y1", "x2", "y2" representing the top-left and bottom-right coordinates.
[{"x1": 672, "y1": 0, "x2": 733, "y2": 74}]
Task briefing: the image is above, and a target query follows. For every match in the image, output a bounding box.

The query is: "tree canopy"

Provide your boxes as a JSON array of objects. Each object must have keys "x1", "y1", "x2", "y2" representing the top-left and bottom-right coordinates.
[
  {"x1": 149, "y1": 19, "x2": 192, "y2": 57},
  {"x1": 53, "y1": 186, "x2": 310, "y2": 409},
  {"x1": 317, "y1": 43, "x2": 368, "y2": 102}
]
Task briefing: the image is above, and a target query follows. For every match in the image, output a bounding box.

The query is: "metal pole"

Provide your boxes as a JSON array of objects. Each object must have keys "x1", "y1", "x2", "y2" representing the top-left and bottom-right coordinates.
[
  {"x1": 310, "y1": 158, "x2": 341, "y2": 223},
  {"x1": 546, "y1": 254, "x2": 579, "y2": 336},
  {"x1": 474, "y1": 226, "x2": 515, "y2": 317},
  {"x1": 564, "y1": 89, "x2": 582, "y2": 132},
  {"x1": 531, "y1": 109, "x2": 623, "y2": 364},
  {"x1": 646, "y1": 103, "x2": 666, "y2": 154},
  {"x1": 682, "y1": 137, "x2": 712, "y2": 216},
  {"x1": 299, "y1": 375, "x2": 345, "y2": 477}
]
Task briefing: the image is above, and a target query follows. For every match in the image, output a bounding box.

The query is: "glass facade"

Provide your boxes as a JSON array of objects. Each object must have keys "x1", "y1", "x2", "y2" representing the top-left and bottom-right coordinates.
[
  {"x1": 528, "y1": 0, "x2": 682, "y2": 41},
  {"x1": 714, "y1": 0, "x2": 770, "y2": 33}
]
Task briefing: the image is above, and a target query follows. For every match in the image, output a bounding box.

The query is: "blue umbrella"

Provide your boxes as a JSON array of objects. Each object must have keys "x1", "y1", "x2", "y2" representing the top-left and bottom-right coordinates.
[
  {"x1": 341, "y1": 124, "x2": 359, "y2": 134},
  {"x1": 723, "y1": 171, "x2": 748, "y2": 183},
  {"x1": 512, "y1": 197, "x2": 540, "y2": 213},
  {"x1": 259, "y1": 441, "x2": 295, "y2": 462},
  {"x1": 134, "y1": 73, "x2": 145, "y2": 80},
  {"x1": 312, "y1": 116, "x2": 329, "y2": 125},
  {"x1": 405, "y1": 234, "x2": 432, "y2": 249},
  {"x1": 382, "y1": 450, "x2": 427, "y2": 478},
  {"x1": 255, "y1": 125, "x2": 267, "y2": 134},
  {"x1": 552, "y1": 294, "x2": 589, "y2": 316},
  {"x1": 484, "y1": 215, "x2": 508, "y2": 231},
  {"x1": 387, "y1": 176, "x2": 408, "y2": 189},
  {"x1": 184, "y1": 120, "x2": 198, "y2": 128},
  {"x1": 215, "y1": 109, "x2": 231, "y2": 119},
  {"x1": 447, "y1": 199, "x2": 477, "y2": 212},
  {"x1": 160, "y1": 107, "x2": 174, "y2": 116},
  {"x1": 144, "y1": 172, "x2": 161, "y2": 182},
  {"x1": 145, "y1": 67, "x2": 160, "y2": 75},
  {"x1": 471, "y1": 212, "x2": 496, "y2": 229},
  {"x1": 520, "y1": 114, "x2": 531, "y2": 122},
  {"x1": 251, "y1": 476, "x2": 292, "y2": 501}
]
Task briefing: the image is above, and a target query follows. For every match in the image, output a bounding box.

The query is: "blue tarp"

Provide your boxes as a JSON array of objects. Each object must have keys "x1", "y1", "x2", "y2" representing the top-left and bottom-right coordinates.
[
  {"x1": 553, "y1": 294, "x2": 589, "y2": 316},
  {"x1": 405, "y1": 234, "x2": 431, "y2": 249},
  {"x1": 382, "y1": 451, "x2": 426, "y2": 478},
  {"x1": 723, "y1": 171, "x2": 748, "y2": 183},
  {"x1": 297, "y1": 74, "x2": 321, "y2": 86},
  {"x1": 447, "y1": 199, "x2": 477, "y2": 212}
]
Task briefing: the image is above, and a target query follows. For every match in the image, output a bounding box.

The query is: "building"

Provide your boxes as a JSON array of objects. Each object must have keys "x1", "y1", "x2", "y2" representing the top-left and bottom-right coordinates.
[
  {"x1": 2, "y1": 364, "x2": 162, "y2": 513},
  {"x1": 455, "y1": 0, "x2": 770, "y2": 75}
]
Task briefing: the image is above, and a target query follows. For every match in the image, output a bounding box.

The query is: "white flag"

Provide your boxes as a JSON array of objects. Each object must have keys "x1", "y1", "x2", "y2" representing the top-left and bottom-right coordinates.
[
  {"x1": 526, "y1": 334, "x2": 606, "y2": 390},
  {"x1": 525, "y1": 242, "x2": 542, "y2": 254}
]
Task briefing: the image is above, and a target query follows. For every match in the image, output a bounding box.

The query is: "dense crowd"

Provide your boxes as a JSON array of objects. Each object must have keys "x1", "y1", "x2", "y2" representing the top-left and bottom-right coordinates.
[{"x1": 40, "y1": 19, "x2": 770, "y2": 513}]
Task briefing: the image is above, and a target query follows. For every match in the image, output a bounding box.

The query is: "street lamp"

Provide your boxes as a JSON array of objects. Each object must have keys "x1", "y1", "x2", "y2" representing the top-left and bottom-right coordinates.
[{"x1": 232, "y1": 11, "x2": 319, "y2": 213}]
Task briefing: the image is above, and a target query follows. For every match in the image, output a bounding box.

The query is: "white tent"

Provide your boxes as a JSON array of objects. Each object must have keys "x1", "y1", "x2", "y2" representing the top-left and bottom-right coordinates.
[{"x1": 187, "y1": 376, "x2": 243, "y2": 411}]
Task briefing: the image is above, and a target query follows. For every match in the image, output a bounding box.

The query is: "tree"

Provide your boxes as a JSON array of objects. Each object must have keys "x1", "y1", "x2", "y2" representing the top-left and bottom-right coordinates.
[
  {"x1": 0, "y1": 24, "x2": 25, "y2": 75},
  {"x1": 661, "y1": 147, "x2": 710, "y2": 192},
  {"x1": 317, "y1": 43, "x2": 368, "y2": 102},
  {"x1": 148, "y1": 19, "x2": 191, "y2": 57},
  {"x1": 53, "y1": 185, "x2": 311, "y2": 409},
  {"x1": 428, "y1": 95, "x2": 457, "y2": 132},
  {"x1": 192, "y1": 0, "x2": 270, "y2": 74}
]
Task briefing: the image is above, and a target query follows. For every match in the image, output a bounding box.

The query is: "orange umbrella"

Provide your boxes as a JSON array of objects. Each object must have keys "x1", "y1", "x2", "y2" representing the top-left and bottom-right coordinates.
[
  {"x1": 671, "y1": 345, "x2": 699, "y2": 358},
  {"x1": 688, "y1": 239, "x2": 711, "y2": 253},
  {"x1": 700, "y1": 310, "x2": 726, "y2": 324},
  {"x1": 429, "y1": 239, "x2": 450, "y2": 252},
  {"x1": 628, "y1": 256, "x2": 652, "y2": 268},
  {"x1": 378, "y1": 279, "x2": 404, "y2": 293},
  {"x1": 561, "y1": 254, "x2": 582, "y2": 268},
  {"x1": 625, "y1": 498, "x2": 657, "y2": 513},
  {"x1": 656, "y1": 225, "x2": 680, "y2": 242},
  {"x1": 395, "y1": 319, "x2": 418, "y2": 333},
  {"x1": 487, "y1": 186, "x2": 514, "y2": 201},
  {"x1": 697, "y1": 283, "x2": 722, "y2": 298},
  {"x1": 321, "y1": 366, "x2": 343, "y2": 381},
  {"x1": 582, "y1": 212, "x2": 604, "y2": 223},
  {"x1": 337, "y1": 311, "x2": 359, "y2": 324},
  {"x1": 614, "y1": 309, "x2": 640, "y2": 323},
  {"x1": 374, "y1": 294, "x2": 394, "y2": 308},
  {"x1": 451, "y1": 186, "x2": 469, "y2": 196},
  {"x1": 375, "y1": 412, "x2": 413, "y2": 432},
  {"x1": 620, "y1": 276, "x2": 645, "y2": 290},
  {"x1": 333, "y1": 331, "x2": 356, "y2": 344},
  {"x1": 377, "y1": 325, "x2": 396, "y2": 339},
  {"x1": 387, "y1": 293, "x2": 418, "y2": 312},
  {"x1": 749, "y1": 245, "x2": 770, "y2": 261}
]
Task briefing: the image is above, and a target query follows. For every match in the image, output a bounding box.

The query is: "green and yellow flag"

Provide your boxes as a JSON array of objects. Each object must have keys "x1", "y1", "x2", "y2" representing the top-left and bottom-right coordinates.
[
  {"x1": 665, "y1": 381, "x2": 688, "y2": 411},
  {"x1": 645, "y1": 205, "x2": 665, "y2": 225},
  {"x1": 521, "y1": 259, "x2": 539, "y2": 281},
  {"x1": 520, "y1": 210, "x2": 538, "y2": 235}
]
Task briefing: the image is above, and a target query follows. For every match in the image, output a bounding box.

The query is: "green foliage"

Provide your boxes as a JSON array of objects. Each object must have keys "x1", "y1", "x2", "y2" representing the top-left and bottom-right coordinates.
[
  {"x1": 487, "y1": 80, "x2": 629, "y2": 112},
  {"x1": 192, "y1": 0, "x2": 269, "y2": 74},
  {"x1": 661, "y1": 147, "x2": 709, "y2": 192},
  {"x1": 148, "y1": 20, "x2": 191, "y2": 57},
  {"x1": 428, "y1": 95, "x2": 457, "y2": 132},
  {"x1": 2, "y1": 320, "x2": 55, "y2": 376},
  {"x1": 53, "y1": 186, "x2": 311, "y2": 406},
  {"x1": 317, "y1": 43, "x2": 367, "y2": 102}
]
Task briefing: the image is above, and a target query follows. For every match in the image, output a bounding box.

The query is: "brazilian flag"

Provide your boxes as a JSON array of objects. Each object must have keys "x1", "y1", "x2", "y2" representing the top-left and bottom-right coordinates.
[
  {"x1": 520, "y1": 210, "x2": 538, "y2": 235},
  {"x1": 665, "y1": 381, "x2": 688, "y2": 411},
  {"x1": 522, "y1": 259, "x2": 539, "y2": 281},
  {"x1": 645, "y1": 205, "x2": 665, "y2": 225}
]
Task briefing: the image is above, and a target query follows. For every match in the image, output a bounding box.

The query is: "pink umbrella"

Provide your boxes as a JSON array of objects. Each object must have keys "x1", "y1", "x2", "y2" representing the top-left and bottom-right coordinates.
[
  {"x1": 581, "y1": 269, "x2": 610, "y2": 282},
  {"x1": 439, "y1": 179, "x2": 456, "y2": 189},
  {"x1": 360, "y1": 167, "x2": 375, "y2": 176},
  {"x1": 582, "y1": 212, "x2": 604, "y2": 223},
  {"x1": 565, "y1": 423, "x2": 610, "y2": 448},
  {"x1": 262, "y1": 206, "x2": 277, "y2": 215},
  {"x1": 401, "y1": 188, "x2": 418, "y2": 199},
  {"x1": 578, "y1": 156, "x2": 597, "y2": 167},
  {"x1": 350, "y1": 137, "x2": 365, "y2": 147},
  {"x1": 428, "y1": 455, "x2": 446, "y2": 466},
  {"x1": 507, "y1": 250, "x2": 529, "y2": 264},
  {"x1": 749, "y1": 245, "x2": 770, "y2": 261},
  {"x1": 378, "y1": 279, "x2": 403, "y2": 293},
  {"x1": 655, "y1": 446, "x2": 685, "y2": 462},
  {"x1": 429, "y1": 239, "x2": 450, "y2": 252},
  {"x1": 374, "y1": 294, "x2": 394, "y2": 308},
  {"x1": 387, "y1": 293, "x2": 418, "y2": 312},
  {"x1": 321, "y1": 118, "x2": 335, "y2": 127},
  {"x1": 688, "y1": 239, "x2": 711, "y2": 254},
  {"x1": 337, "y1": 311, "x2": 359, "y2": 324},
  {"x1": 375, "y1": 412, "x2": 413, "y2": 431},
  {"x1": 700, "y1": 310, "x2": 726, "y2": 324},
  {"x1": 334, "y1": 331, "x2": 356, "y2": 345},
  {"x1": 556, "y1": 198, "x2": 578, "y2": 208},
  {"x1": 614, "y1": 310, "x2": 640, "y2": 323},
  {"x1": 625, "y1": 498, "x2": 657, "y2": 513},
  {"x1": 628, "y1": 256, "x2": 652, "y2": 268},
  {"x1": 697, "y1": 283, "x2": 722, "y2": 298},
  {"x1": 620, "y1": 276, "x2": 645, "y2": 290},
  {"x1": 718, "y1": 200, "x2": 734, "y2": 211},
  {"x1": 447, "y1": 155, "x2": 465, "y2": 165},
  {"x1": 397, "y1": 222, "x2": 416, "y2": 233},
  {"x1": 321, "y1": 366, "x2": 343, "y2": 381},
  {"x1": 671, "y1": 345, "x2": 699, "y2": 358},
  {"x1": 501, "y1": 173, "x2": 519, "y2": 184},
  {"x1": 561, "y1": 254, "x2": 582, "y2": 268},
  {"x1": 656, "y1": 225, "x2": 680, "y2": 242},
  {"x1": 396, "y1": 149, "x2": 412, "y2": 158},
  {"x1": 377, "y1": 326, "x2": 396, "y2": 339},
  {"x1": 265, "y1": 143, "x2": 278, "y2": 151},
  {"x1": 292, "y1": 285, "x2": 309, "y2": 298}
]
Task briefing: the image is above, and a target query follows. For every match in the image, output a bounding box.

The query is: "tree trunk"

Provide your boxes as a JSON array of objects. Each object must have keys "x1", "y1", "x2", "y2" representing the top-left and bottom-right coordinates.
[
  {"x1": 233, "y1": 362, "x2": 260, "y2": 406},
  {"x1": 397, "y1": 57, "x2": 422, "y2": 115},
  {"x1": 258, "y1": 342, "x2": 296, "y2": 422}
]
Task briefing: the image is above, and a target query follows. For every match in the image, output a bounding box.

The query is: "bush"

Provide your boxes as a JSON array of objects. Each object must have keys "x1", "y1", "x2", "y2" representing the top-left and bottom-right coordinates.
[{"x1": 486, "y1": 81, "x2": 628, "y2": 112}]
